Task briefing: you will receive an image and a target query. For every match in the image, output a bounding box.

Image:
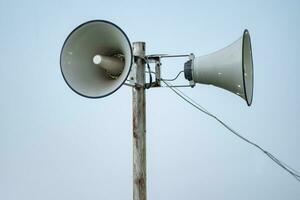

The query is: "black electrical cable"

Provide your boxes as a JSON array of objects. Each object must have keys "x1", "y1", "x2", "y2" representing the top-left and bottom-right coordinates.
[
  {"x1": 139, "y1": 57, "x2": 152, "y2": 89},
  {"x1": 162, "y1": 79, "x2": 300, "y2": 182},
  {"x1": 161, "y1": 71, "x2": 184, "y2": 81},
  {"x1": 145, "y1": 60, "x2": 152, "y2": 89}
]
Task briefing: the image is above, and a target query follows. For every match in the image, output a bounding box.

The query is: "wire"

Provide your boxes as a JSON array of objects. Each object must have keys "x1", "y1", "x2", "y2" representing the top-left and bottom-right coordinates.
[
  {"x1": 161, "y1": 71, "x2": 184, "y2": 81},
  {"x1": 146, "y1": 70, "x2": 191, "y2": 87},
  {"x1": 134, "y1": 56, "x2": 152, "y2": 89},
  {"x1": 147, "y1": 54, "x2": 190, "y2": 58},
  {"x1": 145, "y1": 60, "x2": 152, "y2": 89},
  {"x1": 139, "y1": 57, "x2": 152, "y2": 89},
  {"x1": 161, "y1": 79, "x2": 300, "y2": 182}
]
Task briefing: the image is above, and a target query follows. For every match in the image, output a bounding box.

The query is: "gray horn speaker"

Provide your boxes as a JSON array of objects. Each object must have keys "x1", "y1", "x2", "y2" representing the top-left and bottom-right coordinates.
[
  {"x1": 184, "y1": 30, "x2": 254, "y2": 106},
  {"x1": 60, "y1": 20, "x2": 133, "y2": 98}
]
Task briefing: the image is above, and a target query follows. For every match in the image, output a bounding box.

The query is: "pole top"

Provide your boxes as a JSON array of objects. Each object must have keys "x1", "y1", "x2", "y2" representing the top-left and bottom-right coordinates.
[{"x1": 133, "y1": 42, "x2": 146, "y2": 57}]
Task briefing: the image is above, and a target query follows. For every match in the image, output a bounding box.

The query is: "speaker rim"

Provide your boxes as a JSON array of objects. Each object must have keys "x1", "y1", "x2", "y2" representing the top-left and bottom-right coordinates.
[
  {"x1": 60, "y1": 20, "x2": 133, "y2": 99},
  {"x1": 242, "y1": 29, "x2": 254, "y2": 106}
]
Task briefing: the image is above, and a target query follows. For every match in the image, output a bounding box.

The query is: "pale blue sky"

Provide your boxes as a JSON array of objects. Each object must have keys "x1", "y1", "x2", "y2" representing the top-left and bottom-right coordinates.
[{"x1": 0, "y1": 0, "x2": 299, "y2": 199}]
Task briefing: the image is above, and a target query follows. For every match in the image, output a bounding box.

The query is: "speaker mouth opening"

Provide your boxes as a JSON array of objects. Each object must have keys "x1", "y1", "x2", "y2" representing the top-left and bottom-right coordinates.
[
  {"x1": 60, "y1": 20, "x2": 133, "y2": 99},
  {"x1": 242, "y1": 29, "x2": 254, "y2": 106}
]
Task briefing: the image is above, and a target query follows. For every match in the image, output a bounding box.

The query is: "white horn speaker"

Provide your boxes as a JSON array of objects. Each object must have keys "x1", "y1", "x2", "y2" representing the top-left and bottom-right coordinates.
[
  {"x1": 60, "y1": 20, "x2": 133, "y2": 98},
  {"x1": 184, "y1": 30, "x2": 253, "y2": 106}
]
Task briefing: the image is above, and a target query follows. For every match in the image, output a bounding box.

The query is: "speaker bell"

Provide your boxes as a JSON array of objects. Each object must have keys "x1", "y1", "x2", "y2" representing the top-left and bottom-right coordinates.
[
  {"x1": 60, "y1": 20, "x2": 133, "y2": 98},
  {"x1": 184, "y1": 30, "x2": 253, "y2": 106}
]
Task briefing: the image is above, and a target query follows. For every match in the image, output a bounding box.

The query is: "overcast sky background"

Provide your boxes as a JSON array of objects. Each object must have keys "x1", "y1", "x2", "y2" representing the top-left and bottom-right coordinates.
[{"x1": 0, "y1": 0, "x2": 299, "y2": 199}]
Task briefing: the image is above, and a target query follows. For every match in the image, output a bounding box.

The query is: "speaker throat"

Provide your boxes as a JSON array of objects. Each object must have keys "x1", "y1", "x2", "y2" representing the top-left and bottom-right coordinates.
[{"x1": 93, "y1": 53, "x2": 125, "y2": 79}]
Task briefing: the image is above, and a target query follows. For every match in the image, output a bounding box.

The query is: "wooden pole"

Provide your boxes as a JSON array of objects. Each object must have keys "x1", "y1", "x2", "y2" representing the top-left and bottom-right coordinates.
[{"x1": 132, "y1": 42, "x2": 147, "y2": 200}]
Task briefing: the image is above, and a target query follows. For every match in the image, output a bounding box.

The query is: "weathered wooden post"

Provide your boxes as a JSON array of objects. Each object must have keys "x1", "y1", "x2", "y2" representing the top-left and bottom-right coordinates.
[{"x1": 132, "y1": 42, "x2": 147, "y2": 200}]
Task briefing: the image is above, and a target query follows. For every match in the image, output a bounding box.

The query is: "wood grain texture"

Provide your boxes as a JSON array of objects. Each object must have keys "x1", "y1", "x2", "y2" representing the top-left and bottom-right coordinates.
[{"x1": 132, "y1": 42, "x2": 147, "y2": 200}]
